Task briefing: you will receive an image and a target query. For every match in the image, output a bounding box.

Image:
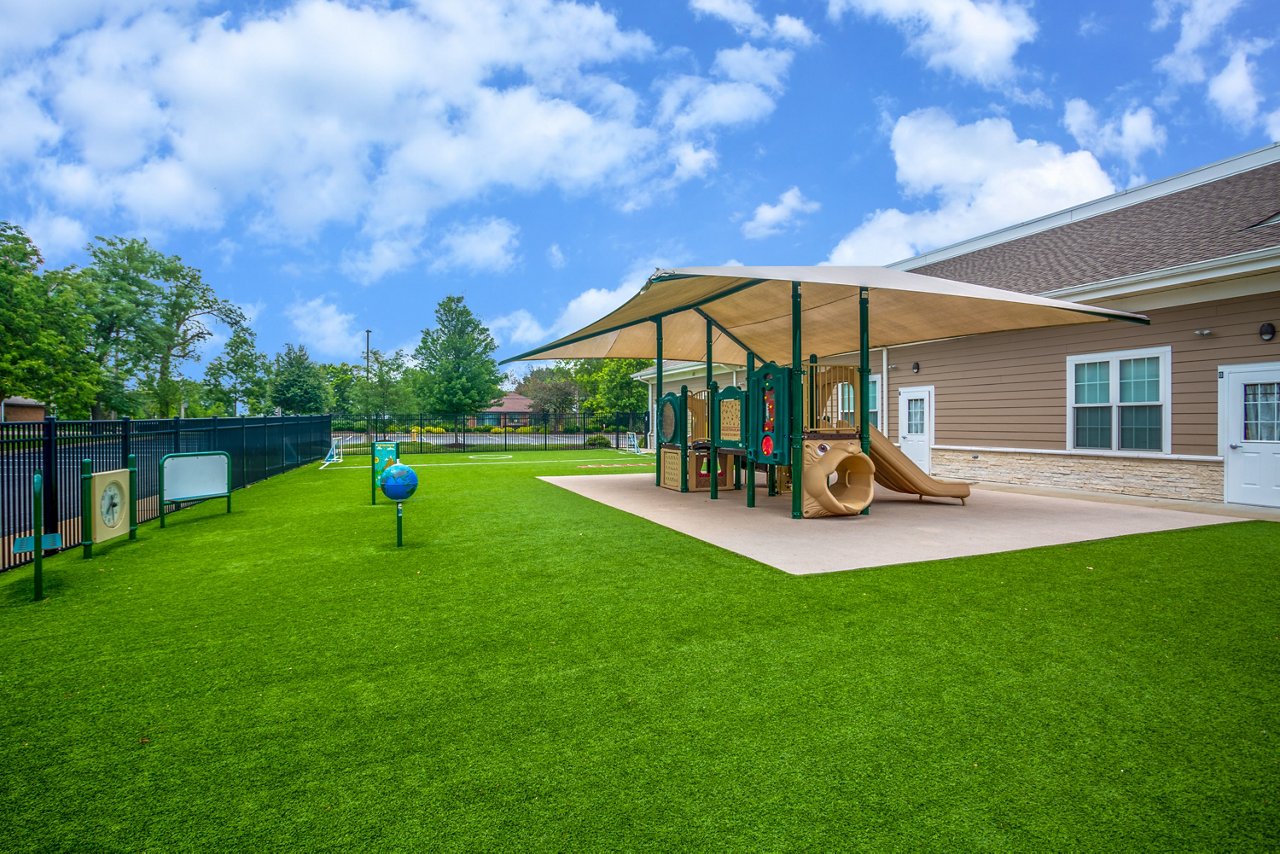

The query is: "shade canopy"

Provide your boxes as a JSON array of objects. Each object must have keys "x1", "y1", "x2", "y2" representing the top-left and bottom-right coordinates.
[{"x1": 504, "y1": 265, "x2": 1149, "y2": 366}]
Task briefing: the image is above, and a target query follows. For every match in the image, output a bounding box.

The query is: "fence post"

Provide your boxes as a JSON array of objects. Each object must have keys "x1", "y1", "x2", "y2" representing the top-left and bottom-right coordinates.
[
  {"x1": 172, "y1": 415, "x2": 181, "y2": 456},
  {"x1": 121, "y1": 416, "x2": 132, "y2": 468},
  {"x1": 503, "y1": 413, "x2": 508, "y2": 453},
  {"x1": 41, "y1": 416, "x2": 57, "y2": 541},
  {"x1": 240, "y1": 417, "x2": 248, "y2": 488}
]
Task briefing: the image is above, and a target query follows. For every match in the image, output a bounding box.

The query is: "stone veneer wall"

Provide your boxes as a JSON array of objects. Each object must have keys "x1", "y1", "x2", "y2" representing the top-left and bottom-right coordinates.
[{"x1": 932, "y1": 449, "x2": 1224, "y2": 502}]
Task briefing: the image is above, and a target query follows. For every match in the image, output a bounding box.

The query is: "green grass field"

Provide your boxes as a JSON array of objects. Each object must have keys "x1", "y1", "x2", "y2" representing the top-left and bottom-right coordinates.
[{"x1": 3, "y1": 450, "x2": 1278, "y2": 850}]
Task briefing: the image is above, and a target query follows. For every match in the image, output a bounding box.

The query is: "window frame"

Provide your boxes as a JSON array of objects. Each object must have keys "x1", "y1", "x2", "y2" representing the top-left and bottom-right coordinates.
[
  {"x1": 1065, "y1": 346, "x2": 1172, "y2": 455},
  {"x1": 835, "y1": 374, "x2": 882, "y2": 430}
]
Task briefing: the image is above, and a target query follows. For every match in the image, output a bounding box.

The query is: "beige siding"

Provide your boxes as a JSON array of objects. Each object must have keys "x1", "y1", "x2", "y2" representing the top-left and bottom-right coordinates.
[{"x1": 880, "y1": 290, "x2": 1280, "y2": 456}]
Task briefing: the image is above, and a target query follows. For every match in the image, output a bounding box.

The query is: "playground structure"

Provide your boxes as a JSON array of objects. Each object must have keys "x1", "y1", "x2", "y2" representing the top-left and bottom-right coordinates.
[
  {"x1": 654, "y1": 360, "x2": 969, "y2": 517},
  {"x1": 504, "y1": 265, "x2": 1148, "y2": 521}
]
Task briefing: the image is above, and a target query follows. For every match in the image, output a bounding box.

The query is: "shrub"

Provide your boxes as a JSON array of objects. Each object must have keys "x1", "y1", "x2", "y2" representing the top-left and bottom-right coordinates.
[
  {"x1": 585, "y1": 435, "x2": 611, "y2": 449},
  {"x1": 563, "y1": 423, "x2": 580, "y2": 433}
]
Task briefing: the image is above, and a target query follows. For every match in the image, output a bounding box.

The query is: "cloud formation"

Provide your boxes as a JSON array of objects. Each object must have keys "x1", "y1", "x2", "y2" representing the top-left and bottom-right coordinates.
[
  {"x1": 827, "y1": 0, "x2": 1037, "y2": 86},
  {"x1": 742, "y1": 187, "x2": 820, "y2": 239},
  {"x1": 827, "y1": 108, "x2": 1115, "y2": 265}
]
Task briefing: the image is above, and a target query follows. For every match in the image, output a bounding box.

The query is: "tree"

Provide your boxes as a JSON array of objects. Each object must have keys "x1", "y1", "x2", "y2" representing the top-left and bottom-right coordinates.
[
  {"x1": 322, "y1": 362, "x2": 359, "y2": 413},
  {"x1": 412, "y1": 295, "x2": 503, "y2": 415},
  {"x1": 205, "y1": 326, "x2": 272, "y2": 415},
  {"x1": 570, "y1": 358, "x2": 651, "y2": 415},
  {"x1": 270, "y1": 344, "x2": 330, "y2": 414},
  {"x1": 351, "y1": 349, "x2": 413, "y2": 415},
  {"x1": 0, "y1": 223, "x2": 99, "y2": 416},
  {"x1": 515, "y1": 364, "x2": 580, "y2": 415}
]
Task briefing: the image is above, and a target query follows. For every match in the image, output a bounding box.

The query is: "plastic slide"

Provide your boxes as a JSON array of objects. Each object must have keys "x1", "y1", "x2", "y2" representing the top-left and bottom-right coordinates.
[
  {"x1": 866, "y1": 424, "x2": 970, "y2": 503},
  {"x1": 801, "y1": 438, "x2": 875, "y2": 518}
]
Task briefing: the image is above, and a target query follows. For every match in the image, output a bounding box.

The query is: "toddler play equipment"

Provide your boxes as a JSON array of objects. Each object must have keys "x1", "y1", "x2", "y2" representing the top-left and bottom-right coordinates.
[
  {"x1": 371, "y1": 441, "x2": 399, "y2": 505},
  {"x1": 81, "y1": 455, "x2": 140, "y2": 552},
  {"x1": 505, "y1": 265, "x2": 1147, "y2": 521},
  {"x1": 158, "y1": 451, "x2": 230, "y2": 529}
]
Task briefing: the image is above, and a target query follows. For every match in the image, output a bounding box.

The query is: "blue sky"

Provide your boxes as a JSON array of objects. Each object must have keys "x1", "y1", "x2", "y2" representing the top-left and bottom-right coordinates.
[{"x1": 2, "y1": 0, "x2": 1277, "y2": 371}]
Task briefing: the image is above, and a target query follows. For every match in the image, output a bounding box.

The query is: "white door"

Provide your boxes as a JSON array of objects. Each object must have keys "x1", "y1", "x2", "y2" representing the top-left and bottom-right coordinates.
[
  {"x1": 1221, "y1": 363, "x2": 1280, "y2": 507},
  {"x1": 898, "y1": 386, "x2": 933, "y2": 474}
]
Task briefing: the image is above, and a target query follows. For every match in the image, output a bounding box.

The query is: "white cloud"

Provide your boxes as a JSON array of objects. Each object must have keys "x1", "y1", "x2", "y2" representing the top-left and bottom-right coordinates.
[
  {"x1": 827, "y1": 0, "x2": 1037, "y2": 86},
  {"x1": 712, "y1": 44, "x2": 793, "y2": 92},
  {"x1": 742, "y1": 187, "x2": 820, "y2": 239},
  {"x1": 490, "y1": 256, "x2": 664, "y2": 347},
  {"x1": 430, "y1": 218, "x2": 520, "y2": 274},
  {"x1": 3, "y1": 0, "x2": 675, "y2": 282},
  {"x1": 284, "y1": 296, "x2": 363, "y2": 359},
  {"x1": 1153, "y1": 0, "x2": 1246, "y2": 84},
  {"x1": 1268, "y1": 110, "x2": 1280, "y2": 142},
  {"x1": 1207, "y1": 45, "x2": 1263, "y2": 128},
  {"x1": 671, "y1": 142, "x2": 718, "y2": 180},
  {"x1": 547, "y1": 243, "x2": 566, "y2": 269},
  {"x1": 827, "y1": 108, "x2": 1115, "y2": 265},
  {"x1": 689, "y1": 0, "x2": 815, "y2": 43},
  {"x1": 1063, "y1": 98, "x2": 1166, "y2": 168},
  {"x1": 23, "y1": 210, "x2": 88, "y2": 262}
]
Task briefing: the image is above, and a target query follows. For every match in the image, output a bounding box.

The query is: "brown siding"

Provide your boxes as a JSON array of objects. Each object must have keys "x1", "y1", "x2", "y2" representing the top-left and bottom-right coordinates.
[{"x1": 880, "y1": 290, "x2": 1280, "y2": 456}]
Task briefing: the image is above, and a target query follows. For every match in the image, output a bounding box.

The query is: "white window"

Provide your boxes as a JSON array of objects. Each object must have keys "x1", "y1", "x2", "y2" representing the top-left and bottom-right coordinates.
[
  {"x1": 1066, "y1": 347, "x2": 1171, "y2": 454},
  {"x1": 836, "y1": 375, "x2": 880, "y2": 428}
]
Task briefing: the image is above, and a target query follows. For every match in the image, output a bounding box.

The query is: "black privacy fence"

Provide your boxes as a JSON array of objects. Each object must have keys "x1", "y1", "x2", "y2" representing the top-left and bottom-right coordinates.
[
  {"x1": 330, "y1": 411, "x2": 650, "y2": 456},
  {"x1": 1, "y1": 415, "x2": 330, "y2": 573}
]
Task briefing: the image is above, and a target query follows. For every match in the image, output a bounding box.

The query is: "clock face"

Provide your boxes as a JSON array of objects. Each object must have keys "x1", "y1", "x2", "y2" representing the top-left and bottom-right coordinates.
[{"x1": 100, "y1": 481, "x2": 124, "y2": 529}]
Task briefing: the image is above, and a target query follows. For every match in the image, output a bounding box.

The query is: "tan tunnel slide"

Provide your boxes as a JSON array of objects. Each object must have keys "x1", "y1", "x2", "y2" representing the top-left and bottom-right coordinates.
[{"x1": 866, "y1": 424, "x2": 970, "y2": 503}]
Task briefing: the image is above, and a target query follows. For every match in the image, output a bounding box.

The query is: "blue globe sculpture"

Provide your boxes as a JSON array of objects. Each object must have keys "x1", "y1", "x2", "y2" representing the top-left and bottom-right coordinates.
[{"x1": 379, "y1": 463, "x2": 419, "y2": 501}]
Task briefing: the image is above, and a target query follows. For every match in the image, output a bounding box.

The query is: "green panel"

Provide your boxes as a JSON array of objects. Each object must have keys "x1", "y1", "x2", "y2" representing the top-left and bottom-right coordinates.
[
  {"x1": 372, "y1": 442, "x2": 398, "y2": 480},
  {"x1": 748, "y1": 362, "x2": 790, "y2": 465}
]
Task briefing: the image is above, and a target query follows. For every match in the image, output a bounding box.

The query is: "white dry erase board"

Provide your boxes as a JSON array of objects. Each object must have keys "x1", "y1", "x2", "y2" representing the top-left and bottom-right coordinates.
[{"x1": 161, "y1": 452, "x2": 230, "y2": 502}]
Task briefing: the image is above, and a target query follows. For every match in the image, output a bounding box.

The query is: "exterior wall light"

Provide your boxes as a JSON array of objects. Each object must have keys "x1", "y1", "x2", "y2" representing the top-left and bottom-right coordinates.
[
  {"x1": 911, "y1": 362, "x2": 920, "y2": 373},
  {"x1": 1262, "y1": 322, "x2": 1277, "y2": 342},
  {"x1": 1193, "y1": 329, "x2": 1212, "y2": 336}
]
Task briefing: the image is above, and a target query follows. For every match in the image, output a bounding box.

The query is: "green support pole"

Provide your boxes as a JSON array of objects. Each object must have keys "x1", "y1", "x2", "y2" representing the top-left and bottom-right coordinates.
[
  {"x1": 746, "y1": 352, "x2": 756, "y2": 508},
  {"x1": 80, "y1": 459, "x2": 93, "y2": 558},
  {"x1": 33, "y1": 472, "x2": 44, "y2": 602},
  {"x1": 791, "y1": 281, "x2": 803, "y2": 519},
  {"x1": 655, "y1": 318, "x2": 663, "y2": 488},
  {"x1": 371, "y1": 443, "x2": 377, "y2": 505},
  {"x1": 706, "y1": 317, "x2": 717, "y2": 500},
  {"x1": 859, "y1": 286, "x2": 871, "y2": 516},
  {"x1": 127, "y1": 454, "x2": 137, "y2": 540},
  {"x1": 808, "y1": 353, "x2": 818, "y2": 429},
  {"x1": 679, "y1": 385, "x2": 689, "y2": 493},
  {"x1": 396, "y1": 502, "x2": 404, "y2": 547}
]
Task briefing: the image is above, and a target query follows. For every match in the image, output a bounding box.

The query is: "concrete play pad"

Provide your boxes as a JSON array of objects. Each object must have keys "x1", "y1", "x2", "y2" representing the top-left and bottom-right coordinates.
[{"x1": 541, "y1": 473, "x2": 1248, "y2": 574}]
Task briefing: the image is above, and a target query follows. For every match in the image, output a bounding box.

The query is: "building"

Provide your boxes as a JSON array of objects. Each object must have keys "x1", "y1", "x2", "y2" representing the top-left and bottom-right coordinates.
[
  {"x1": 480, "y1": 392, "x2": 535, "y2": 426},
  {"x1": 637, "y1": 144, "x2": 1280, "y2": 507},
  {"x1": 1, "y1": 397, "x2": 46, "y2": 422}
]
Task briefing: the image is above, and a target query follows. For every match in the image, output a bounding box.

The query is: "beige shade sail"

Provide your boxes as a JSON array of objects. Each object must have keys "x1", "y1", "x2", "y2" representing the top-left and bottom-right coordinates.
[{"x1": 503, "y1": 265, "x2": 1149, "y2": 366}]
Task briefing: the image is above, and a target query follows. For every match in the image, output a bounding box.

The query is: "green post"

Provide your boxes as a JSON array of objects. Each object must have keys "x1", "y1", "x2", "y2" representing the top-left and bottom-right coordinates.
[
  {"x1": 654, "y1": 317, "x2": 664, "y2": 488},
  {"x1": 128, "y1": 454, "x2": 138, "y2": 540},
  {"x1": 708, "y1": 380, "x2": 719, "y2": 500},
  {"x1": 808, "y1": 353, "x2": 818, "y2": 429},
  {"x1": 33, "y1": 472, "x2": 44, "y2": 601},
  {"x1": 746, "y1": 352, "x2": 756, "y2": 508},
  {"x1": 396, "y1": 503, "x2": 404, "y2": 547},
  {"x1": 706, "y1": 317, "x2": 717, "y2": 500},
  {"x1": 80, "y1": 458, "x2": 93, "y2": 558},
  {"x1": 859, "y1": 286, "x2": 871, "y2": 516},
  {"x1": 791, "y1": 281, "x2": 803, "y2": 520},
  {"x1": 679, "y1": 385, "x2": 689, "y2": 493},
  {"x1": 371, "y1": 443, "x2": 377, "y2": 505}
]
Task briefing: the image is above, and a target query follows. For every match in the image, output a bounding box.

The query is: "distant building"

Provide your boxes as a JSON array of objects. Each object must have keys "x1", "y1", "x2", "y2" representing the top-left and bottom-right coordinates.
[
  {"x1": 481, "y1": 392, "x2": 535, "y2": 426},
  {"x1": 1, "y1": 397, "x2": 46, "y2": 422}
]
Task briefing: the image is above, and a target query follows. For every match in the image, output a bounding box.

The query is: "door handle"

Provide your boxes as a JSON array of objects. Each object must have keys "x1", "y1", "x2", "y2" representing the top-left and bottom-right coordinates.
[{"x1": 1229, "y1": 443, "x2": 1241, "y2": 449}]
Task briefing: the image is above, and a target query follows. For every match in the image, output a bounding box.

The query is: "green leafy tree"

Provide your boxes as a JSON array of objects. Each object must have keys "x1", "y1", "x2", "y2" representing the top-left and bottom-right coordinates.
[
  {"x1": 147, "y1": 263, "x2": 244, "y2": 417},
  {"x1": 205, "y1": 326, "x2": 273, "y2": 415},
  {"x1": 322, "y1": 362, "x2": 360, "y2": 413},
  {"x1": 351, "y1": 349, "x2": 414, "y2": 415},
  {"x1": 515, "y1": 364, "x2": 580, "y2": 415},
  {"x1": 412, "y1": 295, "x2": 503, "y2": 415},
  {"x1": 0, "y1": 223, "x2": 99, "y2": 416},
  {"x1": 270, "y1": 344, "x2": 331, "y2": 414},
  {"x1": 570, "y1": 358, "x2": 651, "y2": 414}
]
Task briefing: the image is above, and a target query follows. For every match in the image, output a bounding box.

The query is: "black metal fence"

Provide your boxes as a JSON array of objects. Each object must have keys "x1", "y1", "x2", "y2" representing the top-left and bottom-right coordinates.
[
  {"x1": 331, "y1": 411, "x2": 649, "y2": 456},
  {"x1": 1, "y1": 415, "x2": 331, "y2": 573}
]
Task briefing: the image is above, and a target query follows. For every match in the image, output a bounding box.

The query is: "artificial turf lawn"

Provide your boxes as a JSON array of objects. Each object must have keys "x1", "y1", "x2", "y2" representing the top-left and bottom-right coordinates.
[{"x1": 2, "y1": 450, "x2": 1277, "y2": 850}]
